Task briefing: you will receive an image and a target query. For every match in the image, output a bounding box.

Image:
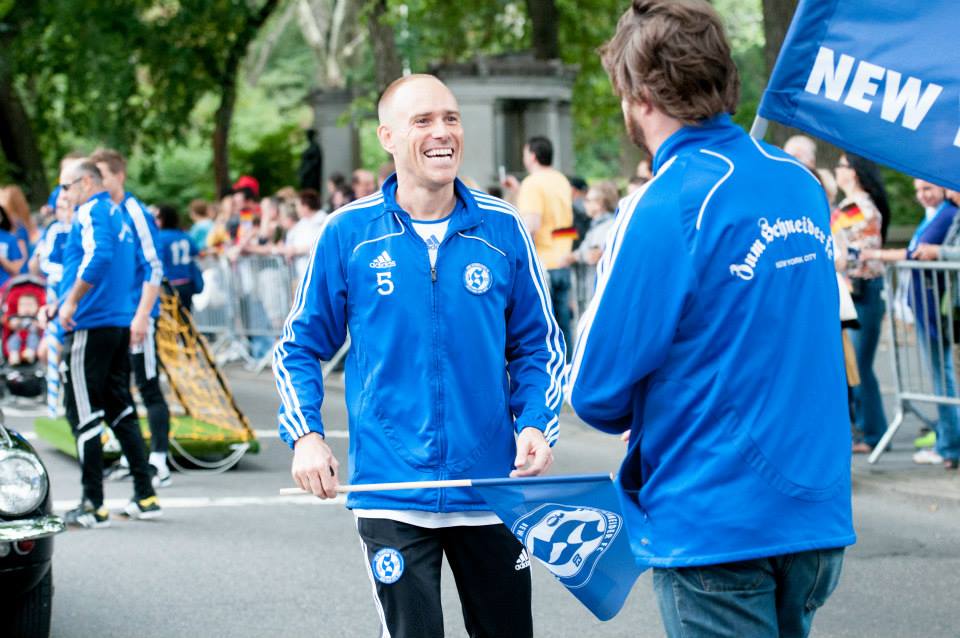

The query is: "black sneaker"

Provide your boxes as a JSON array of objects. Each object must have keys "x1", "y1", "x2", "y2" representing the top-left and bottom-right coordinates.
[
  {"x1": 122, "y1": 495, "x2": 163, "y2": 520},
  {"x1": 64, "y1": 500, "x2": 110, "y2": 529}
]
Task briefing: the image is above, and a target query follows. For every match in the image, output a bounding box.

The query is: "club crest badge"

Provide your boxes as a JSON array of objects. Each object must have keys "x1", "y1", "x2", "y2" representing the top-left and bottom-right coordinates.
[
  {"x1": 512, "y1": 504, "x2": 622, "y2": 588},
  {"x1": 463, "y1": 263, "x2": 492, "y2": 294},
  {"x1": 372, "y1": 547, "x2": 404, "y2": 584}
]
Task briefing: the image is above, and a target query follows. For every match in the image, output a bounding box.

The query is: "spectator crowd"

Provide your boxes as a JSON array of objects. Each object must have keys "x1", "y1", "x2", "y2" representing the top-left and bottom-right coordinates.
[{"x1": 1, "y1": 128, "x2": 958, "y2": 484}]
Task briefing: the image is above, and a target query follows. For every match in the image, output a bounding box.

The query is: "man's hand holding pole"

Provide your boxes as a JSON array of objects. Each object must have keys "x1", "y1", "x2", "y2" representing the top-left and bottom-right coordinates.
[
  {"x1": 511, "y1": 427, "x2": 553, "y2": 477},
  {"x1": 292, "y1": 432, "x2": 340, "y2": 498}
]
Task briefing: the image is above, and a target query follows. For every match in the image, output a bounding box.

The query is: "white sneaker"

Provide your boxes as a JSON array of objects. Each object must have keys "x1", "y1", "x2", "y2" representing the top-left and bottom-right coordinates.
[
  {"x1": 151, "y1": 462, "x2": 172, "y2": 488},
  {"x1": 912, "y1": 449, "x2": 944, "y2": 465}
]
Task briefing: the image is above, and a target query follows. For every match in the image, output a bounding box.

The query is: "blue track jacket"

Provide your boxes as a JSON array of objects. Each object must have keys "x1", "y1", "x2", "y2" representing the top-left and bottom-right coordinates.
[
  {"x1": 60, "y1": 191, "x2": 138, "y2": 331},
  {"x1": 38, "y1": 221, "x2": 70, "y2": 301},
  {"x1": 274, "y1": 177, "x2": 565, "y2": 511},
  {"x1": 122, "y1": 193, "x2": 164, "y2": 319},
  {"x1": 568, "y1": 115, "x2": 856, "y2": 567}
]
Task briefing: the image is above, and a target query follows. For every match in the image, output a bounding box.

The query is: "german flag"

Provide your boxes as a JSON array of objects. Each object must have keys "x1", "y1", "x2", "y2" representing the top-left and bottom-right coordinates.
[
  {"x1": 831, "y1": 203, "x2": 864, "y2": 232},
  {"x1": 551, "y1": 226, "x2": 579, "y2": 240}
]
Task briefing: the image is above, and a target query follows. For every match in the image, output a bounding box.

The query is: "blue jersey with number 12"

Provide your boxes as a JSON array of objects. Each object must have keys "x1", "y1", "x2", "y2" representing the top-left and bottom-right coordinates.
[{"x1": 158, "y1": 229, "x2": 198, "y2": 285}]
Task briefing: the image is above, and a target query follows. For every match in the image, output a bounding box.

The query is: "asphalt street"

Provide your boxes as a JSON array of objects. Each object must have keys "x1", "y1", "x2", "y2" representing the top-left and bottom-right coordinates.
[{"x1": 6, "y1": 364, "x2": 960, "y2": 638}]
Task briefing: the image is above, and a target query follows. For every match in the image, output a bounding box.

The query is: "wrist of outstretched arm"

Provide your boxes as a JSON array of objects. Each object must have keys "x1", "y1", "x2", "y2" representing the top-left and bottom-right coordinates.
[
  {"x1": 514, "y1": 412, "x2": 558, "y2": 447},
  {"x1": 283, "y1": 421, "x2": 325, "y2": 449}
]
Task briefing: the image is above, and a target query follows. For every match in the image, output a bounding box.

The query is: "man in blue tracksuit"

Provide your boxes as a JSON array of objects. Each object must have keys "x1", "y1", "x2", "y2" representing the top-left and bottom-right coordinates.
[
  {"x1": 568, "y1": 2, "x2": 855, "y2": 636},
  {"x1": 55, "y1": 160, "x2": 161, "y2": 528},
  {"x1": 92, "y1": 148, "x2": 172, "y2": 488},
  {"x1": 274, "y1": 74, "x2": 564, "y2": 638}
]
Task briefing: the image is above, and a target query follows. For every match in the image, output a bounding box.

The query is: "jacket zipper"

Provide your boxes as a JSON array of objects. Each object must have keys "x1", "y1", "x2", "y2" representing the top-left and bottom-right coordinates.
[
  {"x1": 407, "y1": 216, "x2": 478, "y2": 512},
  {"x1": 431, "y1": 258, "x2": 446, "y2": 511},
  {"x1": 404, "y1": 218, "x2": 448, "y2": 510},
  {"x1": 432, "y1": 227, "x2": 466, "y2": 511}
]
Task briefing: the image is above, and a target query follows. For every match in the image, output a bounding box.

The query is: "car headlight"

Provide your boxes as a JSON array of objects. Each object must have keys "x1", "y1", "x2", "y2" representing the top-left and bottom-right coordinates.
[{"x1": 0, "y1": 450, "x2": 48, "y2": 516}]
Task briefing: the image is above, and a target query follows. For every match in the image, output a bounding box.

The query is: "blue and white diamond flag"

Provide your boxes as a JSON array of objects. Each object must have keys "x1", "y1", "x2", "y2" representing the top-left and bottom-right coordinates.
[{"x1": 472, "y1": 473, "x2": 642, "y2": 621}]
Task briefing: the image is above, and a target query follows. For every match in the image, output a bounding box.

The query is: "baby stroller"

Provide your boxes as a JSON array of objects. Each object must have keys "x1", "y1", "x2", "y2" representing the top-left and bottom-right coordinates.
[{"x1": 0, "y1": 275, "x2": 47, "y2": 399}]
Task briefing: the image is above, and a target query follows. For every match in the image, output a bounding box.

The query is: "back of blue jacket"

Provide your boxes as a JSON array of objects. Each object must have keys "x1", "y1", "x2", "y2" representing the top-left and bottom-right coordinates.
[
  {"x1": 60, "y1": 191, "x2": 137, "y2": 331},
  {"x1": 123, "y1": 193, "x2": 163, "y2": 319},
  {"x1": 158, "y1": 229, "x2": 199, "y2": 286},
  {"x1": 568, "y1": 115, "x2": 855, "y2": 567}
]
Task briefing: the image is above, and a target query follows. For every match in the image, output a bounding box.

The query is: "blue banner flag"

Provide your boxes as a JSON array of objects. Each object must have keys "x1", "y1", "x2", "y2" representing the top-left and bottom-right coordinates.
[
  {"x1": 758, "y1": 1, "x2": 960, "y2": 190},
  {"x1": 471, "y1": 473, "x2": 642, "y2": 621}
]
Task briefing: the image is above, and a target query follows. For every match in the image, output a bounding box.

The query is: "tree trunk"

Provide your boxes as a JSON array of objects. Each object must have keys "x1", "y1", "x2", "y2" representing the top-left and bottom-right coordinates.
[
  {"x1": 760, "y1": 0, "x2": 840, "y2": 165},
  {"x1": 525, "y1": 0, "x2": 559, "y2": 60},
  {"x1": 760, "y1": 0, "x2": 800, "y2": 147},
  {"x1": 213, "y1": 80, "x2": 238, "y2": 198},
  {"x1": 368, "y1": 0, "x2": 402, "y2": 93},
  {"x1": 209, "y1": 0, "x2": 281, "y2": 198},
  {"x1": 296, "y1": 0, "x2": 362, "y2": 89},
  {"x1": 0, "y1": 58, "x2": 47, "y2": 205}
]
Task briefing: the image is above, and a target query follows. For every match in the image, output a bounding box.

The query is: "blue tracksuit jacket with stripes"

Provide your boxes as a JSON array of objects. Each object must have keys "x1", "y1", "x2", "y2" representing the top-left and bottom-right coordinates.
[
  {"x1": 59, "y1": 191, "x2": 138, "y2": 331},
  {"x1": 274, "y1": 176, "x2": 565, "y2": 512},
  {"x1": 568, "y1": 114, "x2": 855, "y2": 567},
  {"x1": 122, "y1": 193, "x2": 164, "y2": 319}
]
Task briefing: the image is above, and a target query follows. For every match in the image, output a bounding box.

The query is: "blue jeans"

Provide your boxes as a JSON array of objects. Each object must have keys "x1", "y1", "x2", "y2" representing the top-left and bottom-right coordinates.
[
  {"x1": 653, "y1": 548, "x2": 845, "y2": 638},
  {"x1": 916, "y1": 320, "x2": 960, "y2": 460},
  {"x1": 548, "y1": 268, "x2": 572, "y2": 360},
  {"x1": 850, "y1": 277, "x2": 887, "y2": 446}
]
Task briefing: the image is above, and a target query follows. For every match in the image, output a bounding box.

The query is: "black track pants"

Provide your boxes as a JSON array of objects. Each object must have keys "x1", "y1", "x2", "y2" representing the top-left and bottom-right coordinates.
[
  {"x1": 63, "y1": 327, "x2": 155, "y2": 507},
  {"x1": 356, "y1": 518, "x2": 533, "y2": 638},
  {"x1": 130, "y1": 318, "x2": 170, "y2": 454}
]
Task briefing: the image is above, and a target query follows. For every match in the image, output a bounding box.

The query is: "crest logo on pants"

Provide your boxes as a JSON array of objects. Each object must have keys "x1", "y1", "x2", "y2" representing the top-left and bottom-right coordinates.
[
  {"x1": 372, "y1": 547, "x2": 404, "y2": 584},
  {"x1": 512, "y1": 504, "x2": 621, "y2": 587}
]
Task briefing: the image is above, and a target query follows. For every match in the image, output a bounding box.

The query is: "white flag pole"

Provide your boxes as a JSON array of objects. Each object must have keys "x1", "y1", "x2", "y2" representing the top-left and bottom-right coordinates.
[
  {"x1": 280, "y1": 478, "x2": 474, "y2": 496},
  {"x1": 749, "y1": 115, "x2": 769, "y2": 140}
]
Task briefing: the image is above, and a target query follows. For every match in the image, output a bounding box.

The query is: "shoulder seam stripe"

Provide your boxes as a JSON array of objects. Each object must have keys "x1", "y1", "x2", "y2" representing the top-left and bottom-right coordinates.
[
  {"x1": 696, "y1": 150, "x2": 735, "y2": 231},
  {"x1": 566, "y1": 155, "x2": 679, "y2": 398},
  {"x1": 748, "y1": 137, "x2": 821, "y2": 186}
]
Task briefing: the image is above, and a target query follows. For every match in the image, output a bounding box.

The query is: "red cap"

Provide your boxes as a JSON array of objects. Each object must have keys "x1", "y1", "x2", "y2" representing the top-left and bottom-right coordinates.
[{"x1": 232, "y1": 175, "x2": 260, "y2": 198}]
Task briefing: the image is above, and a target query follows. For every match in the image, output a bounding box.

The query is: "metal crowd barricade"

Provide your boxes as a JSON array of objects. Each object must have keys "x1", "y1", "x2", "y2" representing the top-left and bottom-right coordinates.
[
  {"x1": 191, "y1": 254, "x2": 236, "y2": 343},
  {"x1": 186, "y1": 252, "x2": 350, "y2": 376},
  {"x1": 869, "y1": 260, "x2": 960, "y2": 463},
  {"x1": 234, "y1": 254, "x2": 295, "y2": 372}
]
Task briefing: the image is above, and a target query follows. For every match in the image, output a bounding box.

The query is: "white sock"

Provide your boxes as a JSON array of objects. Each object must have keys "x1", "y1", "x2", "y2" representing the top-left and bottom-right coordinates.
[{"x1": 149, "y1": 452, "x2": 167, "y2": 469}]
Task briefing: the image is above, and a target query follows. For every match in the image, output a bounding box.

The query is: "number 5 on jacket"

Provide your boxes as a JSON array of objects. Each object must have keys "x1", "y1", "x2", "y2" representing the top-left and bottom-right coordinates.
[{"x1": 376, "y1": 271, "x2": 394, "y2": 296}]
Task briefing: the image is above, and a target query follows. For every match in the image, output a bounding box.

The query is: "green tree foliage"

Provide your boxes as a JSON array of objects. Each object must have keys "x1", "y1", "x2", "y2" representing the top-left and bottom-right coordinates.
[
  {"x1": 0, "y1": 0, "x2": 282, "y2": 204},
  {"x1": 139, "y1": 0, "x2": 281, "y2": 196}
]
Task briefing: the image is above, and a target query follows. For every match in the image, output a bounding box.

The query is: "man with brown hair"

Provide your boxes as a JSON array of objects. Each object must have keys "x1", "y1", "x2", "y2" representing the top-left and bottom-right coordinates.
[{"x1": 567, "y1": 2, "x2": 854, "y2": 636}]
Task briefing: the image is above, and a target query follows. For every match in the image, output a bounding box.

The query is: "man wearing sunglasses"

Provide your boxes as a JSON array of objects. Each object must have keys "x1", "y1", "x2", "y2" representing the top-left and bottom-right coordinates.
[{"x1": 56, "y1": 160, "x2": 162, "y2": 528}]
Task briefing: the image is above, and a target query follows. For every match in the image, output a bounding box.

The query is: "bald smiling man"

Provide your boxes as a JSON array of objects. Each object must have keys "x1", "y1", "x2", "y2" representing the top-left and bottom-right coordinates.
[{"x1": 274, "y1": 74, "x2": 564, "y2": 637}]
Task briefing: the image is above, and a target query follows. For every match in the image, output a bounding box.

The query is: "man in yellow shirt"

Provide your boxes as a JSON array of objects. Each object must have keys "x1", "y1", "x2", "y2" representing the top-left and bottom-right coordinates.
[{"x1": 515, "y1": 137, "x2": 575, "y2": 355}]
